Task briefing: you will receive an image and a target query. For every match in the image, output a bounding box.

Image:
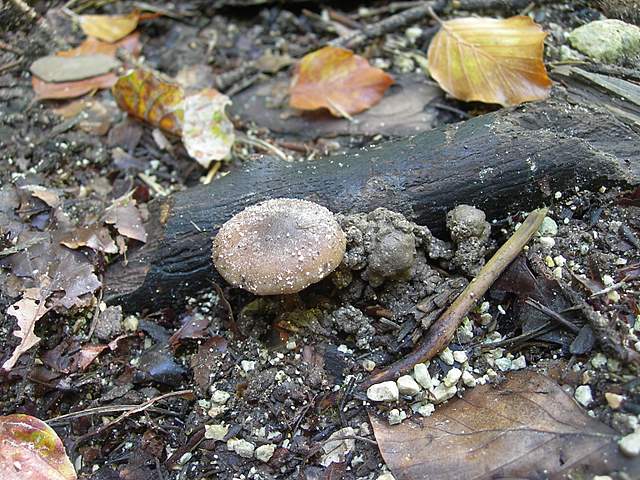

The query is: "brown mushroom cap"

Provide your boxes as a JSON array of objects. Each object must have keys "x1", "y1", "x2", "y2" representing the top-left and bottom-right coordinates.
[{"x1": 212, "y1": 198, "x2": 346, "y2": 295}]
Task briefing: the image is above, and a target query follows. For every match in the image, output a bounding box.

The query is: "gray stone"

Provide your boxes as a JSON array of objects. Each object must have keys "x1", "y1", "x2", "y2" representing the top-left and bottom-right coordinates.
[{"x1": 568, "y1": 20, "x2": 640, "y2": 64}]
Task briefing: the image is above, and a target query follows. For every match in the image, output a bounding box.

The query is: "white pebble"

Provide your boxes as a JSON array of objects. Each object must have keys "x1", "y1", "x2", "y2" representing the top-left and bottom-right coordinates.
[
  {"x1": 388, "y1": 408, "x2": 407, "y2": 425},
  {"x1": 461, "y1": 371, "x2": 477, "y2": 387},
  {"x1": 255, "y1": 444, "x2": 276, "y2": 462},
  {"x1": 444, "y1": 368, "x2": 462, "y2": 387},
  {"x1": 396, "y1": 375, "x2": 421, "y2": 396},
  {"x1": 413, "y1": 363, "x2": 432, "y2": 389},
  {"x1": 367, "y1": 381, "x2": 399, "y2": 402},
  {"x1": 574, "y1": 385, "x2": 593, "y2": 407},
  {"x1": 511, "y1": 355, "x2": 527, "y2": 370},
  {"x1": 453, "y1": 350, "x2": 468, "y2": 363},
  {"x1": 439, "y1": 348, "x2": 455, "y2": 366},
  {"x1": 619, "y1": 431, "x2": 640, "y2": 457}
]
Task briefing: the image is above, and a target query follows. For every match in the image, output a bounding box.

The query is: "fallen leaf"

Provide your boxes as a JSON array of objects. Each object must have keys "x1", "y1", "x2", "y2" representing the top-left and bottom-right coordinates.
[
  {"x1": 427, "y1": 16, "x2": 551, "y2": 106},
  {"x1": 32, "y1": 73, "x2": 117, "y2": 100},
  {"x1": 20, "y1": 185, "x2": 61, "y2": 208},
  {"x1": 2, "y1": 286, "x2": 51, "y2": 371},
  {"x1": 103, "y1": 202, "x2": 147, "y2": 242},
  {"x1": 59, "y1": 225, "x2": 118, "y2": 254},
  {"x1": 112, "y1": 69, "x2": 184, "y2": 135},
  {"x1": 0, "y1": 414, "x2": 77, "y2": 480},
  {"x1": 182, "y1": 88, "x2": 235, "y2": 167},
  {"x1": 169, "y1": 313, "x2": 210, "y2": 349},
  {"x1": 289, "y1": 46, "x2": 394, "y2": 117},
  {"x1": 30, "y1": 54, "x2": 119, "y2": 83},
  {"x1": 234, "y1": 73, "x2": 440, "y2": 139},
  {"x1": 371, "y1": 371, "x2": 640, "y2": 480},
  {"x1": 56, "y1": 33, "x2": 141, "y2": 58},
  {"x1": 79, "y1": 11, "x2": 141, "y2": 43}
]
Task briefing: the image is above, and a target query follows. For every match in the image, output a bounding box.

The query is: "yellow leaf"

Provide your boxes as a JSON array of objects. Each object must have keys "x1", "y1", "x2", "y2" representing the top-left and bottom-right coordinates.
[
  {"x1": 112, "y1": 69, "x2": 184, "y2": 135},
  {"x1": 427, "y1": 16, "x2": 551, "y2": 106},
  {"x1": 79, "y1": 11, "x2": 140, "y2": 43},
  {"x1": 289, "y1": 46, "x2": 394, "y2": 117}
]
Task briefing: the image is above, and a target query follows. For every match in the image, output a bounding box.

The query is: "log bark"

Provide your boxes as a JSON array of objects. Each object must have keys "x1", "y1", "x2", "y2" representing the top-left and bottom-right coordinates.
[{"x1": 104, "y1": 93, "x2": 640, "y2": 311}]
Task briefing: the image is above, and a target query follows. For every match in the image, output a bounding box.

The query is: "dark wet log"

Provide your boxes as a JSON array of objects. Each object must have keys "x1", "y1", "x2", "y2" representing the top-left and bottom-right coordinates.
[{"x1": 104, "y1": 94, "x2": 640, "y2": 311}]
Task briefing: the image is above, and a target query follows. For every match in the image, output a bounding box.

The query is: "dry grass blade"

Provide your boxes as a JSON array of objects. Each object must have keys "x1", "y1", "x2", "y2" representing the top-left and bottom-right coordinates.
[{"x1": 427, "y1": 14, "x2": 552, "y2": 106}]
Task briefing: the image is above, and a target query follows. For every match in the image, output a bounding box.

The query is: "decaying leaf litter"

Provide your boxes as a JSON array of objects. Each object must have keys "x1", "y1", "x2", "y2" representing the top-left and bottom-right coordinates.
[{"x1": 1, "y1": 1, "x2": 639, "y2": 479}]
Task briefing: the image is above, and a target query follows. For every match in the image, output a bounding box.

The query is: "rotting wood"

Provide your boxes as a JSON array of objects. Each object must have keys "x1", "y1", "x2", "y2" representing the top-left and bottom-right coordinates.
[{"x1": 104, "y1": 90, "x2": 640, "y2": 311}]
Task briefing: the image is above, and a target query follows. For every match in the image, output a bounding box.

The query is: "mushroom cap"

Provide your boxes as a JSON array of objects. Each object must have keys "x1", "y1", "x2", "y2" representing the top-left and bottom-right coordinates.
[{"x1": 212, "y1": 198, "x2": 346, "y2": 295}]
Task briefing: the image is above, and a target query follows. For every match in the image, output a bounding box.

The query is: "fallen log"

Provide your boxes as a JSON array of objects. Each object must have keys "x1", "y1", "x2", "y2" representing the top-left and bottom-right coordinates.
[{"x1": 104, "y1": 91, "x2": 640, "y2": 311}]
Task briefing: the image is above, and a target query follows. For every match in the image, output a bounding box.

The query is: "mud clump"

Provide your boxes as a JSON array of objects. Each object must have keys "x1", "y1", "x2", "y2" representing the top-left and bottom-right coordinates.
[{"x1": 446, "y1": 204, "x2": 491, "y2": 276}]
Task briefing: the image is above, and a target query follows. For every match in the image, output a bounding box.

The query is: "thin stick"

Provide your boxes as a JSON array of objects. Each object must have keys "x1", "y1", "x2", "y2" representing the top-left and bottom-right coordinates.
[
  {"x1": 524, "y1": 298, "x2": 580, "y2": 333},
  {"x1": 361, "y1": 208, "x2": 548, "y2": 388},
  {"x1": 70, "y1": 390, "x2": 193, "y2": 445}
]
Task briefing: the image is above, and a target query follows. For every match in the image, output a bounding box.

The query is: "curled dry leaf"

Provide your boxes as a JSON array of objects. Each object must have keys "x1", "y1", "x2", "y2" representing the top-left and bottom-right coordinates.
[
  {"x1": 427, "y1": 16, "x2": 551, "y2": 106},
  {"x1": 0, "y1": 414, "x2": 76, "y2": 480},
  {"x1": 32, "y1": 73, "x2": 118, "y2": 100},
  {"x1": 370, "y1": 371, "x2": 640, "y2": 480},
  {"x1": 103, "y1": 202, "x2": 147, "y2": 243},
  {"x1": 79, "y1": 11, "x2": 141, "y2": 43},
  {"x1": 112, "y1": 69, "x2": 184, "y2": 135},
  {"x1": 59, "y1": 225, "x2": 118, "y2": 254},
  {"x1": 289, "y1": 46, "x2": 394, "y2": 117},
  {"x1": 2, "y1": 286, "x2": 50, "y2": 371},
  {"x1": 182, "y1": 88, "x2": 235, "y2": 167},
  {"x1": 56, "y1": 33, "x2": 141, "y2": 58}
]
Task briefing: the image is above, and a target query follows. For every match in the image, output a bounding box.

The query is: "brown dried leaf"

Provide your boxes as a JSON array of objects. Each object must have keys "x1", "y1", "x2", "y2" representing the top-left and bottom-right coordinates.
[
  {"x1": 32, "y1": 73, "x2": 117, "y2": 100},
  {"x1": 59, "y1": 225, "x2": 117, "y2": 254},
  {"x1": 371, "y1": 371, "x2": 640, "y2": 479},
  {"x1": 427, "y1": 16, "x2": 551, "y2": 106},
  {"x1": 169, "y1": 313, "x2": 210, "y2": 349},
  {"x1": 103, "y1": 202, "x2": 147, "y2": 243},
  {"x1": 2, "y1": 286, "x2": 50, "y2": 371},
  {"x1": 0, "y1": 414, "x2": 77, "y2": 480},
  {"x1": 289, "y1": 46, "x2": 394, "y2": 117},
  {"x1": 20, "y1": 185, "x2": 61, "y2": 208}
]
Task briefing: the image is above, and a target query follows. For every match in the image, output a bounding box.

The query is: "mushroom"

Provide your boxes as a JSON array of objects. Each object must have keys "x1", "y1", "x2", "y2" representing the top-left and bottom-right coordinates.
[{"x1": 212, "y1": 198, "x2": 346, "y2": 295}]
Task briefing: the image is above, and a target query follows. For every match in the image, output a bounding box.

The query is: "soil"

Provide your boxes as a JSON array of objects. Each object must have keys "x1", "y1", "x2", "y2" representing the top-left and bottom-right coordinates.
[{"x1": 1, "y1": 1, "x2": 639, "y2": 480}]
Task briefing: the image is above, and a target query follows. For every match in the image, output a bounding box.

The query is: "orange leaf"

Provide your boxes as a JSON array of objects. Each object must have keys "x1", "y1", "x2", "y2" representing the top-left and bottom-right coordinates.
[
  {"x1": 0, "y1": 414, "x2": 76, "y2": 480},
  {"x1": 32, "y1": 72, "x2": 117, "y2": 100},
  {"x1": 79, "y1": 11, "x2": 141, "y2": 43},
  {"x1": 289, "y1": 46, "x2": 394, "y2": 117},
  {"x1": 427, "y1": 16, "x2": 551, "y2": 106},
  {"x1": 112, "y1": 69, "x2": 184, "y2": 135},
  {"x1": 56, "y1": 33, "x2": 141, "y2": 58}
]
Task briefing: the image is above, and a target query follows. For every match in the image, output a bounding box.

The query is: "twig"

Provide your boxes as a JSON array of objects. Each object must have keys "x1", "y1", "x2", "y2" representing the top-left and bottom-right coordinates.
[
  {"x1": 71, "y1": 390, "x2": 193, "y2": 446},
  {"x1": 238, "y1": 133, "x2": 291, "y2": 162},
  {"x1": 361, "y1": 208, "x2": 548, "y2": 388},
  {"x1": 332, "y1": 0, "x2": 447, "y2": 50},
  {"x1": 524, "y1": 298, "x2": 580, "y2": 333},
  {"x1": 202, "y1": 160, "x2": 222, "y2": 185}
]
